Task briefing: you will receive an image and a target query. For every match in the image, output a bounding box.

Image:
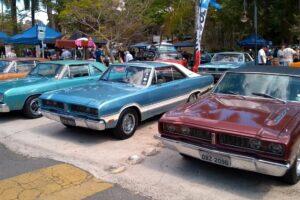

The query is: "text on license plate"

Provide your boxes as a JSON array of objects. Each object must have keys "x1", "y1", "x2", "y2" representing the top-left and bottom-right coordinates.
[
  {"x1": 199, "y1": 151, "x2": 231, "y2": 167},
  {"x1": 60, "y1": 116, "x2": 76, "y2": 126}
]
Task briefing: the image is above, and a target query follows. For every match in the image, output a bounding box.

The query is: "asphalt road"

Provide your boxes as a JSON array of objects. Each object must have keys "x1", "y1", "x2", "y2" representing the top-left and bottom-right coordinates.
[
  {"x1": 1, "y1": 112, "x2": 300, "y2": 200},
  {"x1": 0, "y1": 138, "x2": 149, "y2": 199}
]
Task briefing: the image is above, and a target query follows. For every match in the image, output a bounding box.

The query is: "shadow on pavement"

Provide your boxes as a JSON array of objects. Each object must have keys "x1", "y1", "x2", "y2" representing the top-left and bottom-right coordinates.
[{"x1": 142, "y1": 148, "x2": 296, "y2": 200}]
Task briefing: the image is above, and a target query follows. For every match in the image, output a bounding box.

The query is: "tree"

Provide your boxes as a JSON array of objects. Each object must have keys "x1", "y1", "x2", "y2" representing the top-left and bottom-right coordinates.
[{"x1": 59, "y1": 0, "x2": 153, "y2": 56}]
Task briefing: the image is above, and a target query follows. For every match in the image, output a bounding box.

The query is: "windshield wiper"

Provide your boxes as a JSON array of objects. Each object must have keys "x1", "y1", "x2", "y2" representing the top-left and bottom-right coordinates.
[{"x1": 251, "y1": 92, "x2": 286, "y2": 104}]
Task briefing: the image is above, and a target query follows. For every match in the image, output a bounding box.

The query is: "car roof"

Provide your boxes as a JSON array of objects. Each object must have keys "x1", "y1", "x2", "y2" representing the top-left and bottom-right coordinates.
[
  {"x1": 40, "y1": 60, "x2": 97, "y2": 65},
  {"x1": 112, "y1": 61, "x2": 171, "y2": 68},
  {"x1": 215, "y1": 52, "x2": 245, "y2": 55},
  {"x1": 227, "y1": 66, "x2": 300, "y2": 77},
  {"x1": 1, "y1": 57, "x2": 47, "y2": 62}
]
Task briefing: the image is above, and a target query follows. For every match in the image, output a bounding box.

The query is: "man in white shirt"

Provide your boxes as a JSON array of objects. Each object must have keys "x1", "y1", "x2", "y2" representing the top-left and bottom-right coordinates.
[
  {"x1": 258, "y1": 46, "x2": 267, "y2": 65},
  {"x1": 283, "y1": 46, "x2": 296, "y2": 66},
  {"x1": 125, "y1": 51, "x2": 133, "y2": 62}
]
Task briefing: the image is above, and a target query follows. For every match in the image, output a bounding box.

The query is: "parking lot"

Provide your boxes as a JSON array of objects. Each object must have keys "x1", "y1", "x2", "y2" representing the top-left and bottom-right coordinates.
[{"x1": 0, "y1": 112, "x2": 299, "y2": 200}]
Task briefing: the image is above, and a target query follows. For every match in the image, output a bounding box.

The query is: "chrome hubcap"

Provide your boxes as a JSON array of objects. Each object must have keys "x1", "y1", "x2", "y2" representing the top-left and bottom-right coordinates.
[
  {"x1": 296, "y1": 153, "x2": 300, "y2": 177},
  {"x1": 30, "y1": 98, "x2": 41, "y2": 116},
  {"x1": 122, "y1": 113, "x2": 135, "y2": 135},
  {"x1": 189, "y1": 94, "x2": 198, "y2": 103}
]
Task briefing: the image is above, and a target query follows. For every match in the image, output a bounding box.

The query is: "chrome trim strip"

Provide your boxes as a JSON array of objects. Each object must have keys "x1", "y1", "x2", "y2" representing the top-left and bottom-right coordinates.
[
  {"x1": 0, "y1": 104, "x2": 10, "y2": 113},
  {"x1": 101, "y1": 85, "x2": 213, "y2": 124},
  {"x1": 41, "y1": 110, "x2": 105, "y2": 131},
  {"x1": 156, "y1": 135, "x2": 290, "y2": 177}
]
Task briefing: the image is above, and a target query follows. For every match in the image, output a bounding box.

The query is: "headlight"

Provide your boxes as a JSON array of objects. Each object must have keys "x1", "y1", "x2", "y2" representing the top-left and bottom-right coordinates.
[
  {"x1": 268, "y1": 143, "x2": 285, "y2": 156},
  {"x1": 164, "y1": 124, "x2": 176, "y2": 132},
  {"x1": 249, "y1": 139, "x2": 261, "y2": 150},
  {"x1": 181, "y1": 126, "x2": 191, "y2": 135},
  {"x1": 0, "y1": 93, "x2": 4, "y2": 102}
]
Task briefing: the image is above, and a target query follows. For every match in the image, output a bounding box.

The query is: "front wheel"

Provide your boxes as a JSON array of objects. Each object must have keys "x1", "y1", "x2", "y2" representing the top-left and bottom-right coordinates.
[
  {"x1": 282, "y1": 148, "x2": 300, "y2": 185},
  {"x1": 112, "y1": 109, "x2": 138, "y2": 140},
  {"x1": 187, "y1": 92, "x2": 199, "y2": 103},
  {"x1": 23, "y1": 95, "x2": 42, "y2": 119}
]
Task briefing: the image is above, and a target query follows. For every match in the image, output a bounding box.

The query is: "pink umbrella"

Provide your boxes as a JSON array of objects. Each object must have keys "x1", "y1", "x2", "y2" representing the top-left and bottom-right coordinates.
[{"x1": 75, "y1": 37, "x2": 96, "y2": 49}]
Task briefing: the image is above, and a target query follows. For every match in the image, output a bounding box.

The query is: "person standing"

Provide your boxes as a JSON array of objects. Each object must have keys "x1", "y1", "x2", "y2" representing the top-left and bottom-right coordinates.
[
  {"x1": 258, "y1": 46, "x2": 267, "y2": 65},
  {"x1": 283, "y1": 45, "x2": 296, "y2": 66},
  {"x1": 277, "y1": 45, "x2": 285, "y2": 66},
  {"x1": 61, "y1": 49, "x2": 72, "y2": 60},
  {"x1": 95, "y1": 46, "x2": 105, "y2": 63},
  {"x1": 125, "y1": 51, "x2": 133, "y2": 62}
]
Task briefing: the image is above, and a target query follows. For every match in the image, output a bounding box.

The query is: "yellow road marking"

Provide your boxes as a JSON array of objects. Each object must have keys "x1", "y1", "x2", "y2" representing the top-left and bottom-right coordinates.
[{"x1": 0, "y1": 164, "x2": 113, "y2": 200}]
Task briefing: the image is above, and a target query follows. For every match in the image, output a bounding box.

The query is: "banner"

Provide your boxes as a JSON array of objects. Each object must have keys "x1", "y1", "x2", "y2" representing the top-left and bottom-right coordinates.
[{"x1": 193, "y1": 0, "x2": 221, "y2": 72}]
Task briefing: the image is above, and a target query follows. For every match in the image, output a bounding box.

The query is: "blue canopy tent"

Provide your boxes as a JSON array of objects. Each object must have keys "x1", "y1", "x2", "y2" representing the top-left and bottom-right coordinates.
[
  {"x1": 238, "y1": 34, "x2": 272, "y2": 48},
  {"x1": 0, "y1": 32, "x2": 9, "y2": 42},
  {"x1": 7, "y1": 25, "x2": 62, "y2": 45},
  {"x1": 174, "y1": 41, "x2": 194, "y2": 48},
  {"x1": 130, "y1": 42, "x2": 150, "y2": 49}
]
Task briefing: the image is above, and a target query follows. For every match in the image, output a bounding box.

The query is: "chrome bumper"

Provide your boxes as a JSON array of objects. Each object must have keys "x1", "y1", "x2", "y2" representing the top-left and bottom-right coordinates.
[
  {"x1": 156, "y1": 135, "x2": 290, "y2": 177},
  {"x1": 0, "y1": 103, "x2": 10, "y2": 112},
  {"x1": 41, "y1": 110, "x2": 106, "y2": 131}
]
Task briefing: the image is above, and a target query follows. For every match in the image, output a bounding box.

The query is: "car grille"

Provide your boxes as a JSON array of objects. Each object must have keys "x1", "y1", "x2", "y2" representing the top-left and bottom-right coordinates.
[
  {"x1": 42, "y1": 100, "x2": 64, "y2": 110},
  {"x1": 163, "y1": 123, "x2": 212, "y2": 142},
  {"x1": 219, "y1": 134, "x2": 251, "y2": 149},
  {"x1": 70, "y1": 104, "x2": 98, "y2": 117}
]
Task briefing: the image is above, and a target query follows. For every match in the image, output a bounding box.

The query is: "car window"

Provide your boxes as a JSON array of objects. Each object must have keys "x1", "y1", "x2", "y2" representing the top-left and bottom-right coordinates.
[
  {"x1": 69, "y1": 65, "x2": 90, "y2": 78},
  {"x1": 153, "y1": 67, "x2": 173, "y2": 84},
  {"x1": 16, "y1": 61, "x2": 35, "y2": 73},
  {"x1": 0, "y1": 61, "x2": 11, "y2": 73},
  {"x1": 89, "y1": 65, "x2": 103, "y2": 76},
  {"x1": 172, "y1": 66, "x2": 186, "y2": 80},
  {"x1": 29, "y1": 63, "x2": 63, "y2": 78},
  {"x1": 244, "y1": 54, "x2": 252, "y2": 62}
]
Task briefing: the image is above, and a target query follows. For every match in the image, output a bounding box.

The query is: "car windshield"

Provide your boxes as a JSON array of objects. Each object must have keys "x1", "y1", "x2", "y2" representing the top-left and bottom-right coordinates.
[
  {"x1": 211, "y1": 53, "x2": 244, "y2": 63},
  {"x1": 214, "y1": 72, "x2": 300, "y2": 102},
  {"x1": 158, "y1": 53, "x2": 182, "y2": 60},
  {"x1": 0, "y1": 61, "x2": 11, "y2": 72},
  {"x1": 156, "y1": 45, "x2": 177, "y2": 53},
  {"x1": 29, "y1": 63, "x2": 64, "y2": 78},
  {"x1": 100, "y1": 65, "x2": 152, "y2": 86}
]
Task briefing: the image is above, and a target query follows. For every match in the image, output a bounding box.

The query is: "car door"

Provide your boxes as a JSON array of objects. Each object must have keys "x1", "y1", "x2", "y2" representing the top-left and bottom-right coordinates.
[
  {"x1": 56, "y1": 64, "x2": 95, "y2": 89},
  {"x1": 146, "y1": 66, "x2": 187, "y2": 116}
]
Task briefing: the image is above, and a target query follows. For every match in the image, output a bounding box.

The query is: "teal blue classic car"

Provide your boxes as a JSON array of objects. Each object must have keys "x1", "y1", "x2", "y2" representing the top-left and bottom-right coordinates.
[
  {"x1": 40, "y1": 62, "x2": 214, "y2": 139},
  {"x1": 199, "y1": 52, "x2": 254, "y2": 81},
  {"x1": 0, "y1": 60, "x2": 106, "y2": 118}
]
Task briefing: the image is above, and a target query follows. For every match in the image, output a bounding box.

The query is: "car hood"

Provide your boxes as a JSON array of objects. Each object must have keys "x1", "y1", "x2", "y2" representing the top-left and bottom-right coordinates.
[
  {"x1": 42, "y1": 81, "x2": 141, "y2": 108},
  {"x1": 0, "y1": 76, "x2": 48, "y2": 93},
  {"x1": 201, "y1": 62, "x2": 242, "y2": 69},
  {"x1": 164, "y1": 94, "x2": 299, "y2": 139}
]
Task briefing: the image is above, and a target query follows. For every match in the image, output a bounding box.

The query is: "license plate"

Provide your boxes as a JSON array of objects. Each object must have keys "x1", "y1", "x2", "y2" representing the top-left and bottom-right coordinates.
[
  {"x1": 60, "y1": 116, "x2": 76, "y2": 126},
  {"x1": 199, "y1": 151, "x2": 231, "y2": 167}
]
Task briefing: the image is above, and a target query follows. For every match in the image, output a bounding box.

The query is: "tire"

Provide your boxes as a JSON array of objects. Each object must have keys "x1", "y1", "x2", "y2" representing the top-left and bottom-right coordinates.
[
  {"x1": 112, "y1": 109, "x2": 138, "y2": 140},
  {"x1": 282, "y1": 152, "x2": 300, "y2": 185},
  {"x1": 187, "y1": 92, "x2": 199, "y2": 103},
  {"x1": 23, "y1": 95, "x2": 42, "y2": 119}
]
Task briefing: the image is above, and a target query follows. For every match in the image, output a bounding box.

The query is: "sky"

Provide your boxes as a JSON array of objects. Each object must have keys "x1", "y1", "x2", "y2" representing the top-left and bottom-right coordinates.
[{"x1": 15, "y1": 1, "x2": 49, "y2": 24}]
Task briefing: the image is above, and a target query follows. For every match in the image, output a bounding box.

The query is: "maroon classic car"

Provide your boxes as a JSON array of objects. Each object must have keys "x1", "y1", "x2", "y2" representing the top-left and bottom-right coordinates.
[{"x1": 157, "y1": 66, "x2": 300, "y2": 184}]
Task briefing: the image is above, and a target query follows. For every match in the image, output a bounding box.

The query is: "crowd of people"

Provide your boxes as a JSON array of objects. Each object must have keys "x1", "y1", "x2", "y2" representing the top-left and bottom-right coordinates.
[{"x1": 258, "y1": 45, "x2": 300, "y2": 66}]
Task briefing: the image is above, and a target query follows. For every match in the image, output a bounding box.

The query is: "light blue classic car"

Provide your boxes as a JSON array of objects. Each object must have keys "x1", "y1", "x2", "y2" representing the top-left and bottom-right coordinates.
[
  {"x1": 198, "y1": 52, "x2": 254, "y2": 80},
  {"x1": 0, "y1": 60, "x2": 106, "y2": 118},
  {"x1": 40, "y1": 62, "x2": 214, "y2": 139}
]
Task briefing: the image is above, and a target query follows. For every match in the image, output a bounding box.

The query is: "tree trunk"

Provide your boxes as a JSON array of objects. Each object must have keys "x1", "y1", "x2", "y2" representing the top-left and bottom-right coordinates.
[
  {"x1": 47, "y1": 5, "x2": 55, "y2": 28},
  {"x1": 11, "y1": 0, "x2": 17, "y2": 34},
  {"x1": 31, "y1": 0, "x2": 36, "y2": 26}
]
